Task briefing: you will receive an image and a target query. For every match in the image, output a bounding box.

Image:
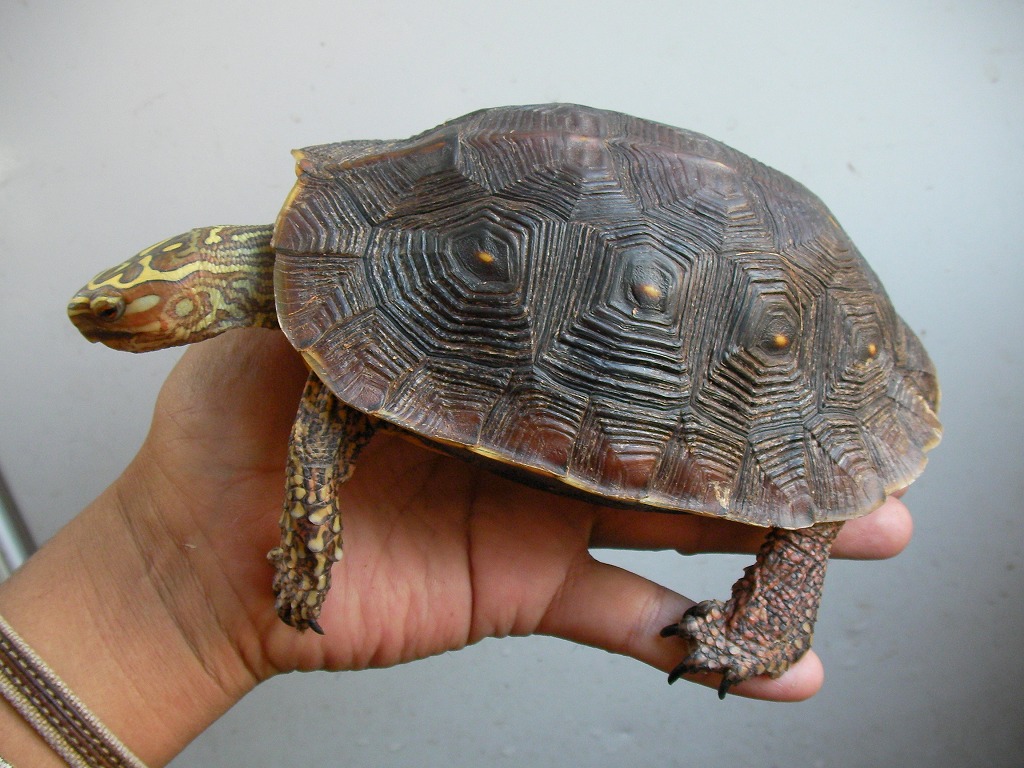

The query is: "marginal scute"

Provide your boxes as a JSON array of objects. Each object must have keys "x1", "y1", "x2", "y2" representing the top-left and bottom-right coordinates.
[{"x1": 274, "y1": 104, "x2": 941, "y2": 528}]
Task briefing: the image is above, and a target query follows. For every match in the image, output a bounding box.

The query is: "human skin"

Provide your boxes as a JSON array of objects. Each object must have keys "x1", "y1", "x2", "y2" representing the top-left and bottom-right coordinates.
[{"x1": 0, "y1": 329, "x2": 913, "y2": 766}]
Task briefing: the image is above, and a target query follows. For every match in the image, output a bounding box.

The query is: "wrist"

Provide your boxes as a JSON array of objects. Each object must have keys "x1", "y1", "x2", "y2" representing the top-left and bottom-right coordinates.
[{"x1": 0, "y1": 461, "x2": 259, "y2": 767}]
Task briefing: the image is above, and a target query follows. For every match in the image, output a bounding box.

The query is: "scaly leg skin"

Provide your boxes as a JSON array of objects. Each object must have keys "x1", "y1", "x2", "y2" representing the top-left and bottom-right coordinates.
[
  {"x1": 267, "y1": 372, "x2": 376, "y2": 633},
  {"x1": 661, "y1": 521, "x2": 844, "y2": 698}
]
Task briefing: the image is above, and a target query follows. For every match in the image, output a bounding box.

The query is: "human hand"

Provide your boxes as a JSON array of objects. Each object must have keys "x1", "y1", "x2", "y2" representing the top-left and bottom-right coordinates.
[
  {"x1": 134, "y1": 327, "x2": 913, "y2": 701},
  {"x1": 0, "y1": 325, "x2": 915, "y2": 766}
]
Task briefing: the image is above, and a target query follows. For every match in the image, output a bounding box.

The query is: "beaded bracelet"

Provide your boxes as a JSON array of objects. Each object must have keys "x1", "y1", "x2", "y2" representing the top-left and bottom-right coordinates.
[{"x1": 0, "y1": 613, "x2": 148, "y2": 768}]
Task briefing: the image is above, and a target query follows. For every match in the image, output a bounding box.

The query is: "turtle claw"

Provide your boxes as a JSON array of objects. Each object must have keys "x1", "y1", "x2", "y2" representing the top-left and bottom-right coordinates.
[
  {"x1": 268, "y1": 545, "x2": 331, "y2": 632},
  {"x1": 661, "y1": 599, "x2": 788, "y2": 697},
  {"x1": 664, "y1": 654, "x2": 737, "y2": 699},
  {"x1": 660, "y1": 525, "x2": 840, "y2": 697},
  {"x1": 272, "y1": 593, "x2": 326, "y2": 634},
  {"x1": 716, "y1": 677, "x2": 735, "y2": 699}
]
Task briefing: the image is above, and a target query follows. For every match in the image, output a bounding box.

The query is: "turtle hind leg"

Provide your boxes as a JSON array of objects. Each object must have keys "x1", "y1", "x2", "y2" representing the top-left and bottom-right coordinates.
[
  {"x1": 268, "y1": 372, "x2": 376, "y2": 632},
  {"x1": 661, "y1": 521, "x2": 844, "y2": 697}
]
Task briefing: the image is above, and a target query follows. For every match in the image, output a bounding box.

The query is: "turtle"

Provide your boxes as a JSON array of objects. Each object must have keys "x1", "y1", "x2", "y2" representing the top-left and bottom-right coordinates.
[{"x1": 67, "y1": 104, "x2": 941, "y2": 696}]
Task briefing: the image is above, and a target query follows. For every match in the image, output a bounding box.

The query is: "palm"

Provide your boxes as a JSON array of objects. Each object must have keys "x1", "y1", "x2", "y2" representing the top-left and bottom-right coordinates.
[
  {"x1": 313, "y1": 435, "x2": 598, "y2": 663},
  {"x1": 136, "y1": 328, "x2": 909, "y2": 701},
  {"x1": 142, "y1": 330, "x2": 649, "y2": 670}
]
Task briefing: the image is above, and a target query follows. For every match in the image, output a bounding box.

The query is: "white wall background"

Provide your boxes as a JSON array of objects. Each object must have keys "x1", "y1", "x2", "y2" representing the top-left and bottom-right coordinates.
[{"x1": 2, "y1": 1, "x2": 1021, "y2": 765}]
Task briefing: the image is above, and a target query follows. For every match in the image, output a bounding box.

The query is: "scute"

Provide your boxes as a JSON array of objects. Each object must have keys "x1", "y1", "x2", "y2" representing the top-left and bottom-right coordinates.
[{"x1": 273, "y1": 104, "x2": 941, "y2": 528}]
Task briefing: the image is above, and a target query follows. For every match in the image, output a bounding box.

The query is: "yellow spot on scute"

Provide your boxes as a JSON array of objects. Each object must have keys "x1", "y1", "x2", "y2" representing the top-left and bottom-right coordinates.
[{"x1": 640, "y1": 283, "x2": 662, "y2": 300}]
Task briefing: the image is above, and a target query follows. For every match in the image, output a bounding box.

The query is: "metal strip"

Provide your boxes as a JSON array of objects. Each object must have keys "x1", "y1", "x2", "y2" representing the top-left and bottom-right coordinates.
[{"x1": 0, "y1": 468, "x2": 35, "y2": 581}]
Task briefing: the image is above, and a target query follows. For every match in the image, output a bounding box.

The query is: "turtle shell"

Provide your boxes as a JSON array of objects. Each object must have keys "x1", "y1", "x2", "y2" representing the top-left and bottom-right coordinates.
[{"x1": 272, "y1": 104, "x2": 941, "y2": 528}]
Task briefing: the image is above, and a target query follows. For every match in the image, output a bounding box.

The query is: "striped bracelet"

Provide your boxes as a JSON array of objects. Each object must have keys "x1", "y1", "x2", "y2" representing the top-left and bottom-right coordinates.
[{"x1": 0, "y1": 612, "x2": 148, "y2": 768}]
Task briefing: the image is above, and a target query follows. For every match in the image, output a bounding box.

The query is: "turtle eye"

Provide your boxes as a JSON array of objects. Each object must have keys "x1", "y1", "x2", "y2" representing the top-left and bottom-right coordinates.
[{"x1": 90, "y1": 294, "x2": 126, "y2": 322}]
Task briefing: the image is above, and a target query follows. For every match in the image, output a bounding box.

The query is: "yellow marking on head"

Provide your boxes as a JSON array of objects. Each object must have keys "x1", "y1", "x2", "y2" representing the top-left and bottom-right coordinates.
[
  {"x1": 204, "y1": 227, "x2": 224, "y2": 245},
  {"x1": 124, "y1": 294, "x2": 161, "y2": 316},
  {"x1": 174, "y1": 298, "x2": 195, "y2": 318},
  {"x1": 162, "y1": 242, "x2": 183, "y2": 253},
  {"x1": 66, "y1": 298, "x2": 91, "y2": 317},
  {"x1": 85, "y1": 254, "x2": 255, "y2": 291}
]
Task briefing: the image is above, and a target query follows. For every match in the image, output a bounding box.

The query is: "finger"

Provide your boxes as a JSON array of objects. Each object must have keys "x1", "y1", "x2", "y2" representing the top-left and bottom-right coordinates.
[
  {"x1": 537, "y1": 556, "x2": 823, "y2": 701},
  {"x1": 589, "y1": 495, "x2": 912, "y2": 561},
  {"x1": 832, "y1": 495, "x2": 913, "y2": 559}
]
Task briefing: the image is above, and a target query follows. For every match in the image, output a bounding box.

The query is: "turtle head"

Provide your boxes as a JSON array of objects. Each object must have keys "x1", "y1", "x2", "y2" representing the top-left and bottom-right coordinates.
[{"x1": 68, "y1": 225, "x2": 278, "y2": 352}]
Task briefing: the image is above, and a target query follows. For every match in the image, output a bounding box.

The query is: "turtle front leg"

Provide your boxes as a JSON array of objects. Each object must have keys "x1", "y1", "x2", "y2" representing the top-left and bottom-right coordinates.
[
  {"x1": 661, "y1": 521, "x2": 843, "y2": 697},
  {"x1": 268, "y1": 372, "x2": 376, "y2": 633}
]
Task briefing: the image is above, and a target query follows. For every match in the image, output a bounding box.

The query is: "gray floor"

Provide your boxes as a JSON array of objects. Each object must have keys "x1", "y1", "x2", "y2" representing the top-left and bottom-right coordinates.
[{"x1": 2, "y1": 2, "x2": 1021, "y2": 766}]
